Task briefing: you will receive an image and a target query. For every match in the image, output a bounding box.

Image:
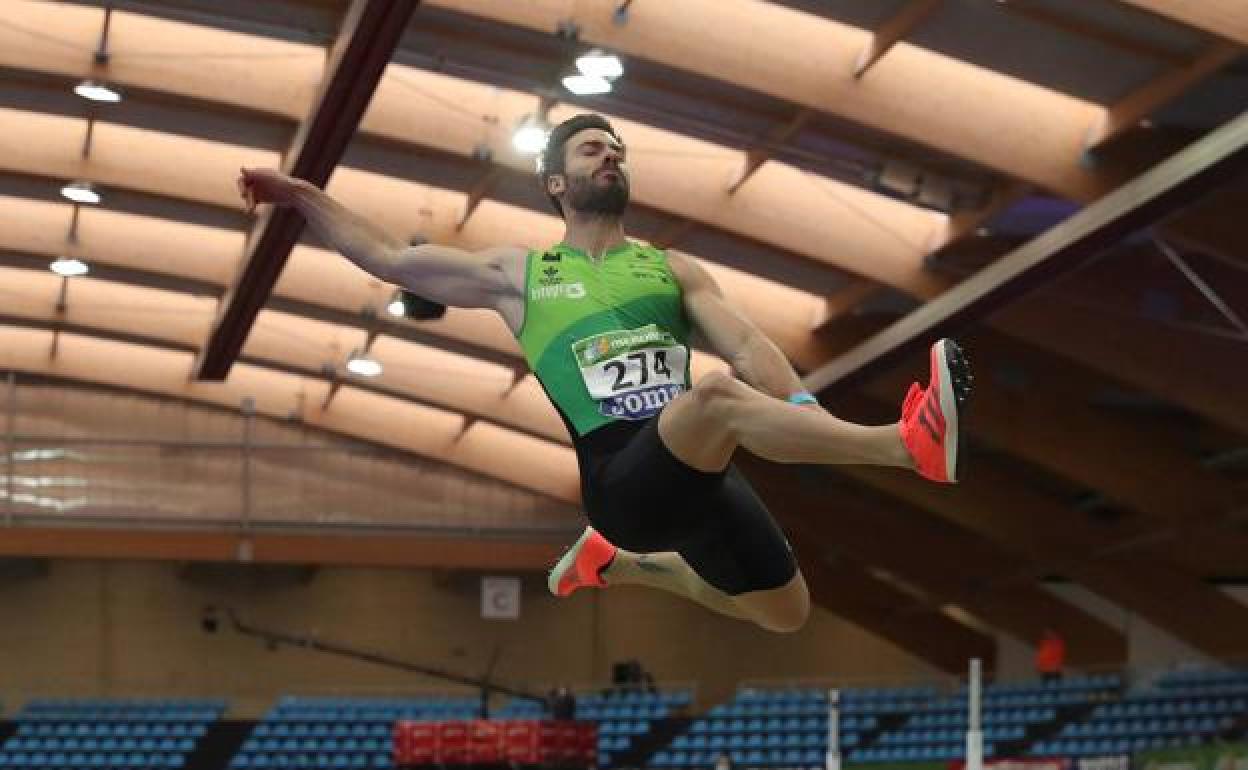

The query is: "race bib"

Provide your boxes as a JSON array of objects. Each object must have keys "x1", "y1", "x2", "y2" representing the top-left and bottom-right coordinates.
[{"x1": 572, "y1": 325, "x2": 689, "y2": 420}]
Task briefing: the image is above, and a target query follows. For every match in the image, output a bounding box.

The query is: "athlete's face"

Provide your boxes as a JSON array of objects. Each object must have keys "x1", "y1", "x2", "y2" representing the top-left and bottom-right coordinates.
[{"x1": 554, "y1": 128, "x2": 630, "y2": 217}]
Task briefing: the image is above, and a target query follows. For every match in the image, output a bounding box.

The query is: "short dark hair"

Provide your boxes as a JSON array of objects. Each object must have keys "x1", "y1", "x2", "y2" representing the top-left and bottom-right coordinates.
[{"x1": 538, "y1": 113, "x2": 622, "y2": 218}]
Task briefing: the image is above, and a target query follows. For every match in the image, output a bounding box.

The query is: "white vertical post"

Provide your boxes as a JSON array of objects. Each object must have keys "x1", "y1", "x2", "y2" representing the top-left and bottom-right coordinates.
[
  {"x1": 826, "y1": 689, "x2": 841, "y2": 770},
  {"x1": 967, "y1": 659, "x2": 984, "y2": 770}
]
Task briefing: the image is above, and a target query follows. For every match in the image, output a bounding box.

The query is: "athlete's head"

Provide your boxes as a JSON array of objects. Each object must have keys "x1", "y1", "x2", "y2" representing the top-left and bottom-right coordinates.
[{"x1": 539, "y1": 114, "x2": 629, "y2": 220}]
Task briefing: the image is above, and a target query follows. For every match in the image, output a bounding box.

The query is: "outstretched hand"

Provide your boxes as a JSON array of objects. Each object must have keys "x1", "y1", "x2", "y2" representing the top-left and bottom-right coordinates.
[{"x1": 237, "y1": 167, "x2": 300, "y2": 214}]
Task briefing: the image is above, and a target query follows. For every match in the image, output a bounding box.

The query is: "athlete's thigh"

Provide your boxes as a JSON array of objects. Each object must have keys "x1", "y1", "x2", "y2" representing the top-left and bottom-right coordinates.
[
  {"x1": 585, "y1": 418, "x2": 715, "y2": 553},
  {"x1": 675, "y1": 465, "x2": 798, "y2": 596},
  {"x1": 656, "y1": 372, "x2": 742, "y2": 473}
]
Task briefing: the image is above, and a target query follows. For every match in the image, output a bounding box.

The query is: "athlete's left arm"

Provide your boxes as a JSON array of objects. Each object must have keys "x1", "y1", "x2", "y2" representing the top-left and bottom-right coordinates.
[{"x1": 666, "y1": 251, "x2": 806, "y2": 401}]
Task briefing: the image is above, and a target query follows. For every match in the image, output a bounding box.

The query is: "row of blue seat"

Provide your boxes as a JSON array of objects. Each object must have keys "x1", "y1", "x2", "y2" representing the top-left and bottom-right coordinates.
[
  {"x1": 268, "y1": 709, "x2": 476, "y2": 721},
  {"x1": 13, "y1": 724, "x2": 207, "y2": 738},
  {"x1": 927, "y1": 693, "x2": 1100, "y2": 709},
  {"x1": 230, "y1": 754, "x2": 389, "y2": 770},
  {"x1": 848, "y1": 744, "x2": 995, "y2": 762},
  {"x1": 653, "y1": 748, "x2": 828, "y2": 767},
  {"x1": 833, "y1": 688, "x2": 937, "y2": 702},
  {"x1": 672, "y1": 733, "x2": 844, "y2": 750},
  {"x1": 242, "y1": 739, "x2": 388, "y2": 754},
  {"x1": 1157, "y1": 670, "x2": 1248, "y2": 687},
  {"x1": 571, "y1": 704, "x2": 670, "y2": 719},
  {"x1": 964, "y1": 676, "x2": 1122, "y2": 695},
  {"x1": 0, "y1": 752, "x2": 188, "y2": 768},
  {"x1": 252, "y1": 724, "x2": 389, "y2": 739},
  {"x1": 690, "y1": 717, "x2": 833, "y2": 733},
  {"x1": 598, "y1": 720, "x2": 651, "y2": 735},
  {"x1": 907, "y1": 707, "x2": 1056, "y2": 726},
  {"x1": 1059, "y1": 717, "x2": 1226, "y2": 737},
  {"x1": 879, "y1": 725, "x2": 1025, "y2": 744},
  {"x1": 1029, "y1": 735, "x2": 1202, "y2": 756},
  {"x1": 598, "y1": 735, "x2": 634, "y2": 752},
  {"x1": 708, "y1": 703, "x2": 829, "y2": 718},
  {"x1": 4, "y1": 739, "x2": 195, "y2": 753},
  {"x1": 1092, "y1": 698, "x2": 1245, "y2": 718}
]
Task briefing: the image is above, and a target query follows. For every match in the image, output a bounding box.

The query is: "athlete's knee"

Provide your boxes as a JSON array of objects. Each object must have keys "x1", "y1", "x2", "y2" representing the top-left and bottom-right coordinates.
[
  {"x1": 688, "y1": 370, "x2": 746, "y2": 415},
  {"x1": 760, "y1": 601, "x2": 810, "y2": 633},
  {"x1": 751, "y1": 574, "x2": 810, "y2": 634}
]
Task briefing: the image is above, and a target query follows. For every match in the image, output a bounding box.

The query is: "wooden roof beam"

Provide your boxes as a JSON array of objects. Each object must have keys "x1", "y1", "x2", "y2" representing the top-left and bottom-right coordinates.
[
  {"x1": 196, "y1": 0, "x2": 419, "y2": 380},
  {"x1": 0, "y1": 325, "x2": 584, "y2": 503},
  {"x1": 1085, "y1": 40, "x2": 1242, "y2": 151},
  {"x1": 853, "y1": 0, "x2": 944, "y2": 79},
  {"x1": 1115, "y1": 0, "x2": 1248, "y2": 46},
  {"x1": 422, "y1": 0, "x2": 1113, "y2": 199},
  {"x1": 999, "y1": 1, "x2": 1193, "y2": 65},
  {"x1": 727, "y1": 109, "x2": 812, "y2": 194},
  {"x1": 993, "y1": 294, "x2": 1248, "y2": 436},
  {"x1": 457, "y1": 165, "x2": 504, "y2": 231},
  {"x1": 0, "y1": 11, "x2": 949, "y2": 298},
  {"x1": 803, "y1": 109, "x2": 1248, "y2": 396}
]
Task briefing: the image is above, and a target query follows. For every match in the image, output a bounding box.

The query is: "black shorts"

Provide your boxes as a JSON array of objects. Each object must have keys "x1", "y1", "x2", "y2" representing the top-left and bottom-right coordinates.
[{"x1": 573, "y1": 418, "x2": 797, "y2": 596}]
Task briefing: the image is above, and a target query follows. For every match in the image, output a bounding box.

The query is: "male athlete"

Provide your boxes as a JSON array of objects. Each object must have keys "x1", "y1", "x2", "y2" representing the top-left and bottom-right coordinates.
[{"x1": 238, "y1": 114, "x2": 971, "y2": 633}]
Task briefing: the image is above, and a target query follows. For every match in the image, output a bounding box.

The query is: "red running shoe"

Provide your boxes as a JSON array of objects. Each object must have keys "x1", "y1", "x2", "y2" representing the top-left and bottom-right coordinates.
[
  {"x1": 899, "y1": 338, "x2": 972, "y2": 483},
  {"x1": 548, "y1": 526, "x2": 617, "y2": 597}
]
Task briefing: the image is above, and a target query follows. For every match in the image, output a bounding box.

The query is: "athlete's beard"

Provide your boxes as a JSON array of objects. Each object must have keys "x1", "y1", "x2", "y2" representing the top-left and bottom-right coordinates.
[{"x1": 564, "y1": 168, "x2": 630, "y2": 217}]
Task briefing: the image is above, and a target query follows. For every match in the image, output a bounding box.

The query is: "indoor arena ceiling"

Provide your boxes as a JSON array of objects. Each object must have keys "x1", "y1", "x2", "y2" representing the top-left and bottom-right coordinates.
[{"x1": 0, "y1": 0, "x2": 1246, "y2": 672}]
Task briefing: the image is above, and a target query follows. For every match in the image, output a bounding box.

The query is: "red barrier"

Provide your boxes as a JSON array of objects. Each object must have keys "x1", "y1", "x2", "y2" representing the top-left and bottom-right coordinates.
[{"x1": 395, "y1": 719, "x2": 597, "y2": 767}]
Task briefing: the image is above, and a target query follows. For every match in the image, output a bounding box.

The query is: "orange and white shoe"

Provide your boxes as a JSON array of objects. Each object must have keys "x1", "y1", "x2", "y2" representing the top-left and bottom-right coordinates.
[
  {"x1": 548, "y1": 526, "x2": 618, "y2": 597},
  {"x1": 899, "y1": 338, "x2": 972, "y2": 483}
]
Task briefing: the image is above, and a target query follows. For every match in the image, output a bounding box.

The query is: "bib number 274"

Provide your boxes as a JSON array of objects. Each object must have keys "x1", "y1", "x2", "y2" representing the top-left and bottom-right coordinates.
[{"x1": 603, "y1": 350, "x2": 672, "y2": 391}]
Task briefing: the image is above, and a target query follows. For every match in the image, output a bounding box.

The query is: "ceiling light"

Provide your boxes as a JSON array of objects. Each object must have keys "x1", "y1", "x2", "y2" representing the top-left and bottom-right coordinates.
[
  {"x1": 61, "y1": 181, "x2": 100, "y2": 205},
  {"x1": 562, "y1": 74, "x2": 613, "y2": 96},
  {"x1": 345, "y1": 351, "x2": 382, "y2": 377},
  {"x1": 50, "y1": 257, "x2": 89, "y2": 277},
  {"x1": 512, "y1": 116, "x2": 550, "y2": 155},
  {"x1": 576, "y1": 50, "x2": 624, "y2": 80},
  {"x1": 74, "y1": 80, "x2": 121, "y2": 103}
]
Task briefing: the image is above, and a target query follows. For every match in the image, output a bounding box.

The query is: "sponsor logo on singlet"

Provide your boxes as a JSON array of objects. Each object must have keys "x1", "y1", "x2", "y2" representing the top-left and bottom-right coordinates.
[
  {"x1": 597, "y1": 383, "x2": 685, "y2": 420},
  {"x1": 530, "y1": 282, "x2": 587, "y2": 301}
]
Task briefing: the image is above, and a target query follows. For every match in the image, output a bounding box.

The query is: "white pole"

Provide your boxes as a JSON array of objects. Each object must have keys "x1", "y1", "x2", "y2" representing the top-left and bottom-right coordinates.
[
  {"x1": 826, "y1": 688, "x2": 841, "y2": 770},
  {"x1": 967, "y1": 659, "x2": 984, "y2": 770}
]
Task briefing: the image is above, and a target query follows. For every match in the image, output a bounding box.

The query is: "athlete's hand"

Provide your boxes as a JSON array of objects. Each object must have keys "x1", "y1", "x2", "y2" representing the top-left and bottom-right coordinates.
[{"x1": 237, "y1": 168, "x2": 303, "y2": 214}]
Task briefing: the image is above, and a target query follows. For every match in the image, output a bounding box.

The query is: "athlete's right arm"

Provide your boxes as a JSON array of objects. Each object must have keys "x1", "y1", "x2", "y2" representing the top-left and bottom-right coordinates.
[{"x1": 237, "y1": 168, "x2": 519, "y2": 308}]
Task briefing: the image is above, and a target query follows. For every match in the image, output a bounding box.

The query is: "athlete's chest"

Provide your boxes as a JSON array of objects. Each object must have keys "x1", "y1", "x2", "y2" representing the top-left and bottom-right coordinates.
[{"x1": 529, "y1": 251, "x2": 681, "y2": 314}]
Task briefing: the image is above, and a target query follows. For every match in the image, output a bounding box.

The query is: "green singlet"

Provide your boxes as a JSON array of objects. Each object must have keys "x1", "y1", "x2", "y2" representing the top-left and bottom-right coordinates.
[{"x1": 515, "y1": 241, "x2": 693, "y2": 437}]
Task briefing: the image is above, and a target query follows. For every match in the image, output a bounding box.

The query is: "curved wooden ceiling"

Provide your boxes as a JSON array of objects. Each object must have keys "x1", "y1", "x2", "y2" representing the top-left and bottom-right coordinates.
[{"x1": 2, "y1": 0, "x2": 1246, "y2": 669}]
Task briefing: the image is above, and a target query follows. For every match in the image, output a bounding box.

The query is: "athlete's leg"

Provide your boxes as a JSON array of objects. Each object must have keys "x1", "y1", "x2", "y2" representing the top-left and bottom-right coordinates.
[
  {"x1": 604, "y1": 549, "x2": 809, "y2": 632},
  {"x1": 603, "y1": 549, "x2": 753, "y2": 622},
  {"x1": 660, "y1": 339, "x2": 970, "y2": 482},
  {"x1": 659, "y1": 369, "x2": 910, "y2": 473}
]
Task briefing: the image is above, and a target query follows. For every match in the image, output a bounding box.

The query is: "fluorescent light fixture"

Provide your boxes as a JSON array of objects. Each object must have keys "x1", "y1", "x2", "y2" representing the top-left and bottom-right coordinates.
[
  {"x1": 345, "y1": 351, "x2": 382, "y2": 377},
  {"x1": 61, "y1": 181, "x2": 100, "y2": 205},
  {"x1": 576, "y1": 50, "x2": 624, "y2": 79},
  {"x1": 74, "y1": 80, "x2": 121, "y2": 103},
  {"x1": 50, "y1": 257, "x2": 89, "y2": 277},
  {"x1": 562, "y1": 74, "x2": 612, "y2": 96},
  {"x1": 512, "y1": 118, "x2": 550, "y2": 155}
]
